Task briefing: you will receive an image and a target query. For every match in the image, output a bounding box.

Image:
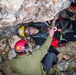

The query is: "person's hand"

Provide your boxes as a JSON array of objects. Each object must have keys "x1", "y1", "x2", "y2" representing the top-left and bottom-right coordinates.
[
  {"x1": 48, "y1": 27, "x2": 54, "y2": 37},
  {"x1": 63, "y1": 55, "x2": 70, "y2": 60}
]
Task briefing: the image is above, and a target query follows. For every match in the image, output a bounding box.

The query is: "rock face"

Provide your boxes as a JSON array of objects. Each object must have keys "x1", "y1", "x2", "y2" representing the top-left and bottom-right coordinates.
[
  {"x1": 0, "y1": 0, "x2": 25, "y2": 27},
  {"x1": 0, "y1": 0, "x2": 75, "y2": 75},
  {"x1": 0, "y1": 0, "x2": 71, "y2": 28}
]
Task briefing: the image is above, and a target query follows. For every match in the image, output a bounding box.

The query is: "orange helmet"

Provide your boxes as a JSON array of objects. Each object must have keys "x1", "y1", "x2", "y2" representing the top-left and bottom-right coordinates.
[{"x1": 14, "y1": 40, "x2": 29, "y2": 54}]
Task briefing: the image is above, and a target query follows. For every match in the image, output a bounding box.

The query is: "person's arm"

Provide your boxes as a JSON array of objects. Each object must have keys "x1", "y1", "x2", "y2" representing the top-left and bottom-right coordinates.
[
  {"x1": 32, "y1": 36, "x2": 52, "y2": 61},
  {"x1": 34, "y1": 38, "x2": 46, "y2": 46},
  {"x1": 33, "y1": 22, "x2": 48, "y2": 27},
  {"x1": 32, "y1": 32, "x2": 48, "y2": 39},
  {"x1": 31, "y1": 27, "x2": 54, "y2": 61}
]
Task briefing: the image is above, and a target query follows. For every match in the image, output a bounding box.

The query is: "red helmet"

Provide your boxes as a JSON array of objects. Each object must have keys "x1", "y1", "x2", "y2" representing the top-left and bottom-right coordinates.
[
  {"x1": 14, "y1": 40, "x2": 29, "y2": 54},
  {"x1": 70, "y1": 1, "x2": 76, "y2": 12},
  {"x1": 66, "y1": 1, "x2": 76, "y2": 20}
]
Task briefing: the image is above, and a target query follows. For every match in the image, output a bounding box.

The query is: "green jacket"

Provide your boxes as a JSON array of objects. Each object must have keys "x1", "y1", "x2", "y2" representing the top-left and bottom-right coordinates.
[{"x1": 10, "y1": 36, "x2": 63, "y2": 75}]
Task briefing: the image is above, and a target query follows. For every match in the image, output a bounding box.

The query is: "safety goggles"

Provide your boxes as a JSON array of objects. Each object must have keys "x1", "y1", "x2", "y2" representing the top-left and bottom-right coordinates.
[{"x1": 24, "y1": 26, "x2": 31, "y2": 36}]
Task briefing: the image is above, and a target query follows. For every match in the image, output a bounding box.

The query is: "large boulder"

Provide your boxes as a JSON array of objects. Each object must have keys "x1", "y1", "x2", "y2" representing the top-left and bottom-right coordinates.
[{"x1": 0, "y1": 0, "x2": 71, "y2": 28}]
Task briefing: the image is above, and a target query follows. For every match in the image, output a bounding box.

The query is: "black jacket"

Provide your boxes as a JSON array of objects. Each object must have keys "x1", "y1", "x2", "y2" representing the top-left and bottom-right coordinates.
[
  {"x1": 26, "y1": 22, "x2": 49, "y2": 39},
  {"x1": 26, "y1": 22, "x2": 59, "y2": 55}
]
